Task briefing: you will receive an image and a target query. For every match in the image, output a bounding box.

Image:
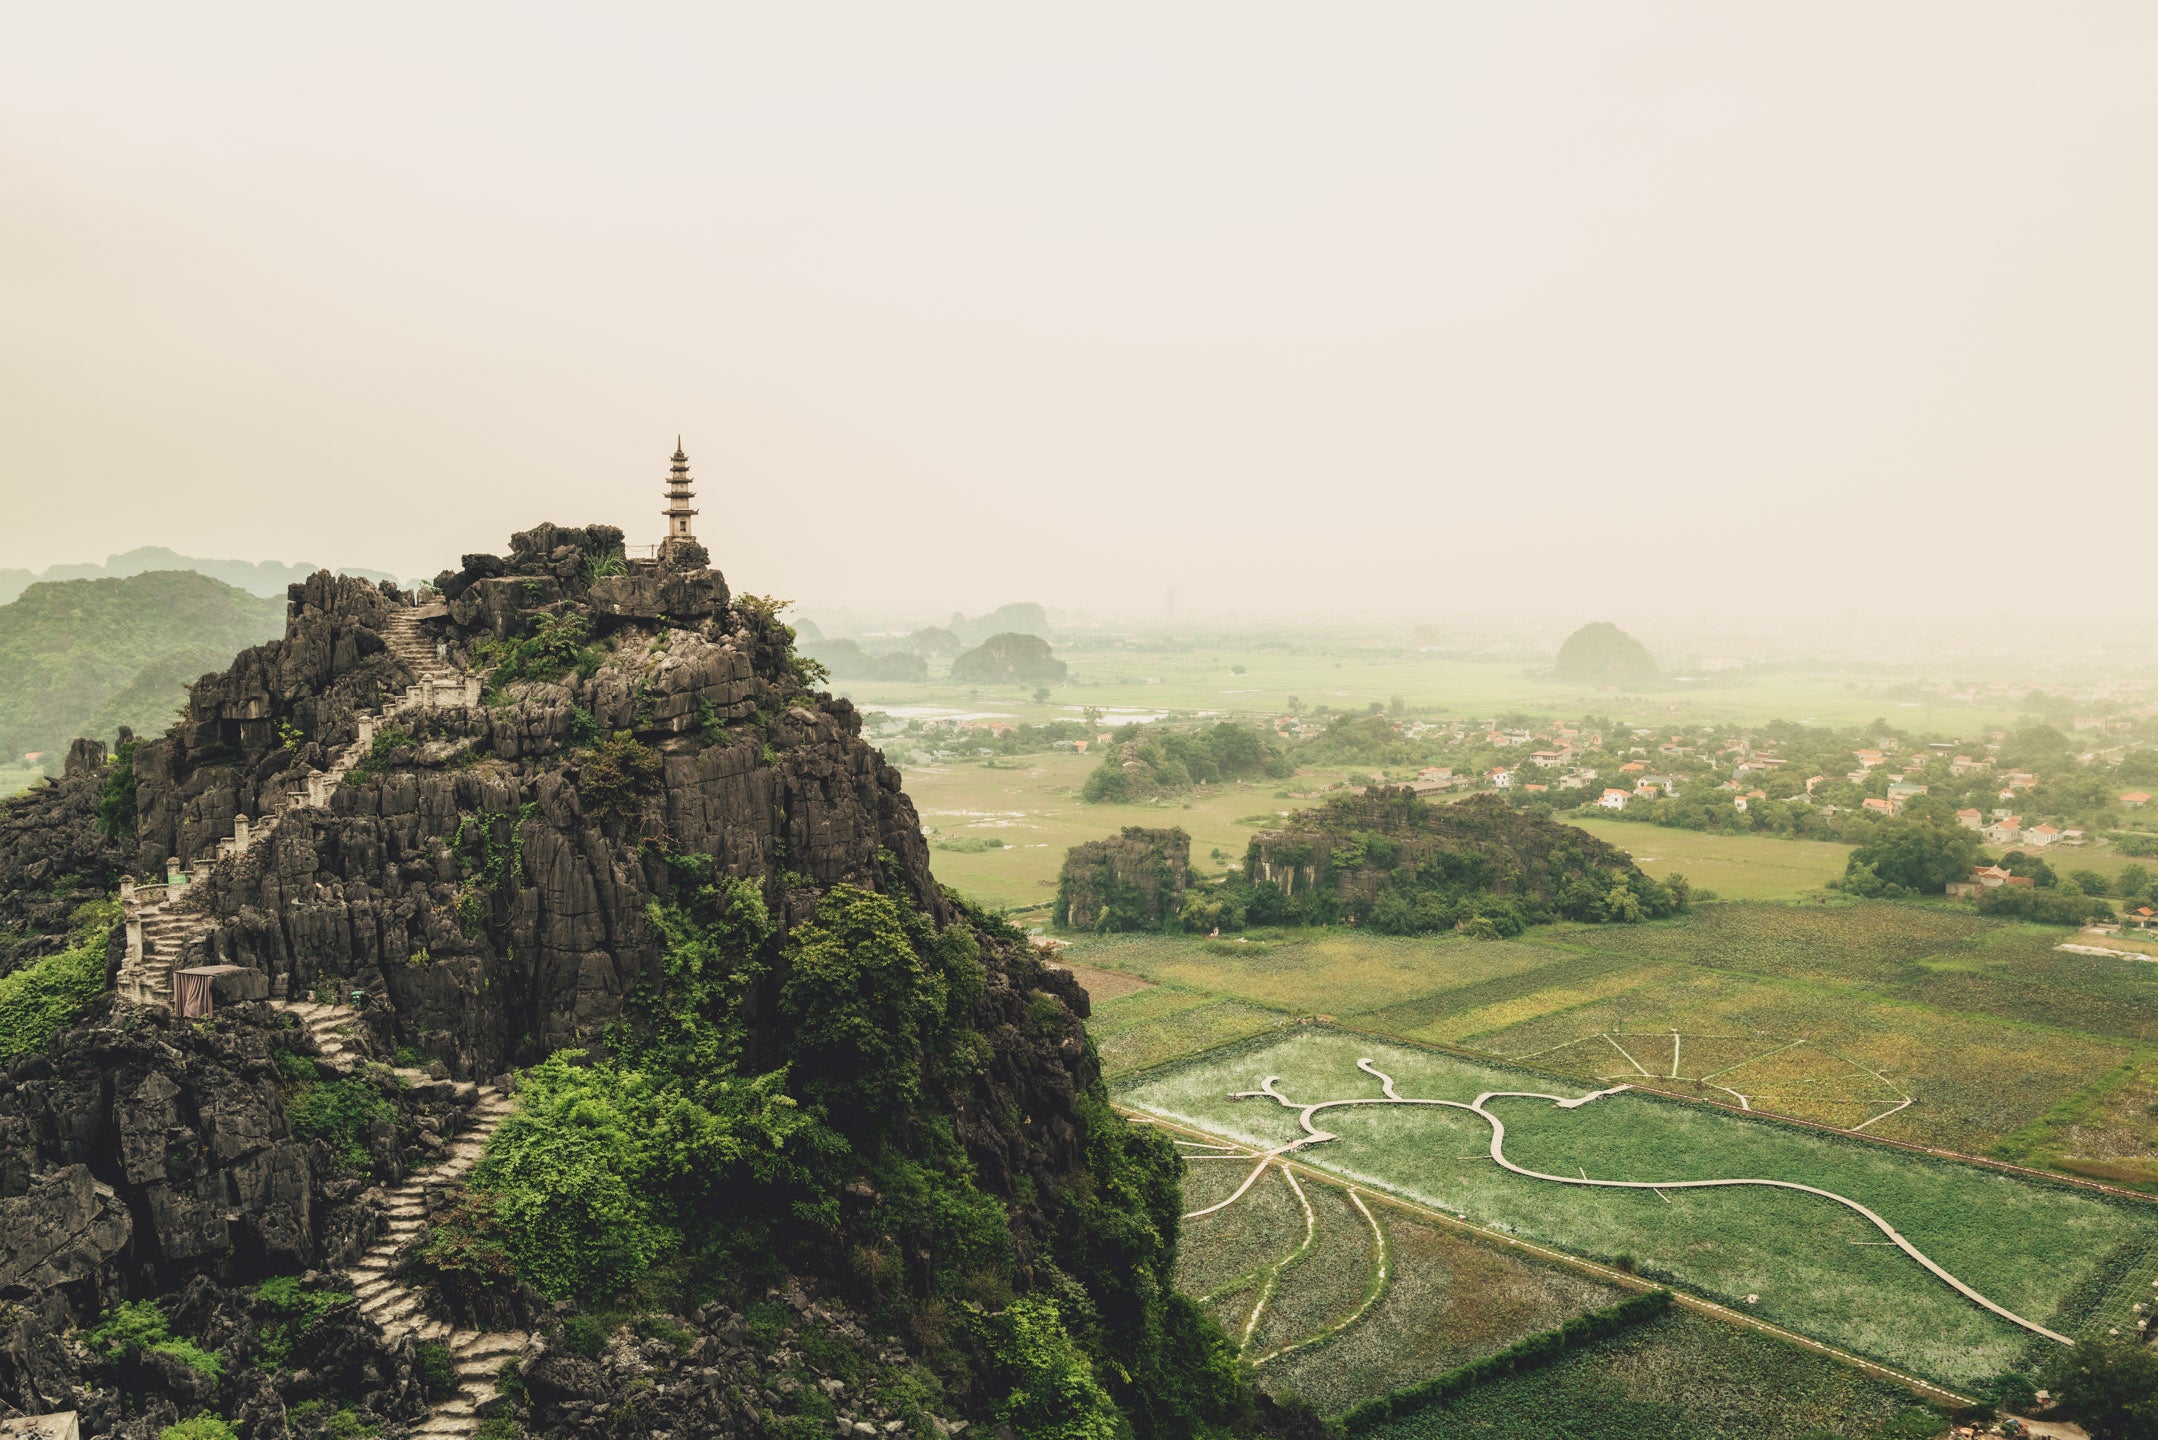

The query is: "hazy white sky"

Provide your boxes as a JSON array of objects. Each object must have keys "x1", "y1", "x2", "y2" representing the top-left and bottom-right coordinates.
[{"x1": 4, "y1": 4, "x2": 2153, "y2": 621}]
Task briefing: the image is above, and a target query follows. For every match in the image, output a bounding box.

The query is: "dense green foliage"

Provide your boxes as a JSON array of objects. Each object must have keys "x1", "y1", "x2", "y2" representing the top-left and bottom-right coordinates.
[
  {"x1": 0, "y1": 898, "x2": 117, "y2": 1060},
  {"x1": 973, "y1": 1297, "x2": 1125, "y2": 1440},
  {"x1": 1340, "y1": 1290, "x2": 1673, "y2": 1432},
  {"x1": 286, "y1": 1077, "x2": 396, "y2": 1169},
  {"x1": 253, "y1": 1276, "x2": 352, "y2": 1369},
  {"x1": 2047, "y1": 1333, "x2": 2158, "y2": 1440},
  {"x1": 1840, "y1": 816, "x2": 1984, "y2": 896},
  {"x1": 89, "y1": 1299, "x2": 224, "y2": 1378},
  {"x1": 473, "y1": 609, "x2": 603, "y2": 692},
  {"x1": 159, "y1": 1419, "x2": 238, "y2": 1440},
  {"x1": 0, "y1": 571, "x2": 285, "y2": 763},
  {"x1": 1082, "y1": 722, "x2": 1291, "y2": 804},
  {"x1": 579, "y1": 731, "x2": 662, "y2": 826},
  {"x1": 778, "y1": 885, "x2": 984, "y2": 1122},
  {"x1": 1224, "y1": 791, "x2": 1682, "y2": 935},
  {"x1": 97, "y1": 735, "x2": 138, "y2": 839},
  {"x1": 443, "y1": 868, "x2": 1256, "y2": 1440},
  {"x1": 1551, "y1": 622, "x2": 1659, "y2": 687}
]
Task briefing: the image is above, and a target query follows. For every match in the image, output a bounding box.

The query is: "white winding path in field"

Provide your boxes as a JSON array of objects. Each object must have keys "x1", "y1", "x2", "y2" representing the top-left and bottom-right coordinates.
[{"x1": 1189, "y1": 1057, "x2": 2071, "y2": 1348}]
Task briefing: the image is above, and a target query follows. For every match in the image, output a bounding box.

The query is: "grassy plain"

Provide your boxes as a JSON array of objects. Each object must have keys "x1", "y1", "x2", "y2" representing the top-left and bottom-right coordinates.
[
  {"x1": 1124, "y1": 1028, "x2": 2158, "y2": 1388},
  {"x1": 1564, "y1": 819, "x2": 1852, "y2": 901},
  {"x1": 1358, "y1": 1306, "x2": 1938, "y2": 1440},
  {"x1": 895, "y1": 752, "x2": 1370, "y2": 913}
]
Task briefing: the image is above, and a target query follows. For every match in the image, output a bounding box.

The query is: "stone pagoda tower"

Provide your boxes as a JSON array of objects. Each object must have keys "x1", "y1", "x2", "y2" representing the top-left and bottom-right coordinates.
[{"x1": 660, "y1": 436, "x2": 700, "y2": 563}]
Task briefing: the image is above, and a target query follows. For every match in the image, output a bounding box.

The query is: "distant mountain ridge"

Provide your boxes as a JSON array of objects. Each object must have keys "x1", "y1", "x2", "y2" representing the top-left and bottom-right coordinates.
[
  {"x1": 0, "y1": 571, "x2": 287, "y2": 763},
  {"x1": 0, "y1": 545, "x2": 396, "y2": 604}
]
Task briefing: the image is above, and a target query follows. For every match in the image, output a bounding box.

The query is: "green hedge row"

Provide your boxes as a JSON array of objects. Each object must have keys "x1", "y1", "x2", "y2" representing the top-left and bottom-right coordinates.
[{"x1": 1340, "y1": 1288, "x2": 1674, "y2": 1433}]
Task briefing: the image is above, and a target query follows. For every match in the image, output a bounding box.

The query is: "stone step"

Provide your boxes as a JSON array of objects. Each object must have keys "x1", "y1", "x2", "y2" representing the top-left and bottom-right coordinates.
[
  {"x1": 362, "y1": 1296, "x2": 419, "y2": 1323},
  {"x1": 454, "y1": 1332, "x2": 527, "y2": 1357}
]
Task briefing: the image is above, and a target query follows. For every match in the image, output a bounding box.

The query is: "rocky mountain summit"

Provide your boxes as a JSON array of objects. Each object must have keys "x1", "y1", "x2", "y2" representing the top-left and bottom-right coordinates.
[{"x1": 0, "y1": 523, "x2": 1283, "y2": 1440}]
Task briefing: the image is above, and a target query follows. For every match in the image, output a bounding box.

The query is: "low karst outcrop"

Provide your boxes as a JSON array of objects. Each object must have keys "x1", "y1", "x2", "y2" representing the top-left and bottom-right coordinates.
[{"x1": 1055, "y1": 827, "x2": 1193, "y2": 932}]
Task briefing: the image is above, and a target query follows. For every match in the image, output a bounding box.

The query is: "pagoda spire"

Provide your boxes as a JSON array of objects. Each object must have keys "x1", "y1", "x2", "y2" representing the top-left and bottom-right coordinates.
[{"x1": 660, "y1": 437, "x2": 700, "y2": 562}]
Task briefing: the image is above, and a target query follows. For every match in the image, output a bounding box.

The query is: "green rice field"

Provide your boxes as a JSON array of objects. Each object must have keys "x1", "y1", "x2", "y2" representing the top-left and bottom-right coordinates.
[
  {"x1": 1355, "y1": 1306, "x2": 1938, "y2": 1440},
  {"x1": 1070, "y1": 901, "x2": 2158, "y2": 1171},
  {"x1": 1170, "y1": 1147, "x2": 1626, "y2": 1414},
  {"x1": 1121, "y1": 1026, "x2": 2158, "y2": 1389}
]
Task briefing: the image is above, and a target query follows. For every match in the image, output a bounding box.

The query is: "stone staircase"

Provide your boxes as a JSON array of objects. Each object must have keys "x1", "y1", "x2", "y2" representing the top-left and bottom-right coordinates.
[
  {"x1": 115, "y1": 599, "x2": 527, "y2": 1438},
  {"x1": 343, "y1": 1080, "x2": 525, "y2": 1439},
  {"x1": 117, "y1": 599, "x2": 475, "y2": 1009},
  {"x1": 272, "y1": 997, "x2": 525, "y2": 1440},
  {"x1": 383, "y1": 606, "x2": 483, "y2": 711}
]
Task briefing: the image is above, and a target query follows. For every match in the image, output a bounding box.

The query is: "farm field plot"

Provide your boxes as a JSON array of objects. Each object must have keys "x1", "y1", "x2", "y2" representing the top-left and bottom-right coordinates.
[
  {"x1": 1565, "y1": 820, "x2": 1855, "y2": 902},
  {"x1": 1088, "y1": 985, "x2": 1290, "y2": 1077},
  {"x1": 1120, "y1": 1027, "x2": 2158, "y2": 1388},
  {"x1": 1166, "y1": 1133, "x2": 1623, "y2": 1415},
  {"x1": 1537, "y1": 901, "x2": 1995, "y2": 985},
  {"x1": 1358, "y1": 1306, "x2": 1936, "y2": 1440},
  {"x1": 1068, "y1": 932, "x2": 1558, "y2": 1019}
]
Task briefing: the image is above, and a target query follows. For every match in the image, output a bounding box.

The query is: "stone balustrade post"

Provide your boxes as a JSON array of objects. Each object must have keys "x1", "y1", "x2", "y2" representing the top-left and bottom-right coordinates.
[
  {"x1": 126, "y1": 919, "x2": 143, "y2": 967},
  {"x1": 120, "y1": 875, "x2": 135, "y2": 903},
  {"x1": 167, "y1": 857, "x2": 185, "y2": 888},
  {"x1": 235, "y1": 814, "x2": 252, "y2": 850}
]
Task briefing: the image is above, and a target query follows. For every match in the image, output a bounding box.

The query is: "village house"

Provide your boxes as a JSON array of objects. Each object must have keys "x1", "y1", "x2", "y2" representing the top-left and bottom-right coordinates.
[
  {"x1": 1956, "y1": 808, "x2": 1983, "y2": 830},
  {"x1": 1488, "y1": 767, "x2": 1514, "y2": 789},
  {"x1": 2123, "y1": 791, "x2": 2153, "y2": 809},
  {"x1": 1950, "y1": 755, "x2": 1987, "y2": 776},
  {"x1": 1947, "y1": 865, "x2": 2037, "y2": 898},
  {"x1": 1983, "y1": 816, "x2": 2023, "y2": 847},
  {"x1": 1637, "y1": 773, "x2": 1677, "y2": 796},
  {"x1": 1598, "y1": 788, "x2": 1630, "y2": 810},
  {"x1": 1862, "y1": 796, "x2": 1898, "y2": 818},
  {"x1": 1854, "y1": 749, "x2": 1886, "y2": 769},
  {"x1": 2023, "y1": 823, "x2": 2061, "y2": 848},
  {"x1": 1887, "y1": 782, "x2": 1928, "y2": 802}
]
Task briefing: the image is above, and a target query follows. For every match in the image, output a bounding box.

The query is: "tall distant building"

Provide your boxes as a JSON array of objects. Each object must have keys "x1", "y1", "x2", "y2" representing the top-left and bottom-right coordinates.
[{"x1": 660, "y1": 437, "x2": 699, "y2": 562}]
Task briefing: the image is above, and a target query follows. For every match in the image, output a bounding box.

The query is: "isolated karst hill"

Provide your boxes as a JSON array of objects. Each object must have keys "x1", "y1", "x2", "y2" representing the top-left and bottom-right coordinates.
[
  {"x1": 948, "y1": 631, "x2": 1067, "y2": 686},
  {"x1": 0, "y1": 521, "x2": 1287, "y2": 1440},
  {"x1": 1552, "y1": 620, "x2": 1659, "y2": 687}
]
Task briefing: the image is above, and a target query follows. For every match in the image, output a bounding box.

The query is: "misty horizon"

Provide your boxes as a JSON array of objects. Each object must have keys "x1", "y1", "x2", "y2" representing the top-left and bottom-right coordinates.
[{"x1": 7, "y1": 3, "x2": 2156, "y2": 625}]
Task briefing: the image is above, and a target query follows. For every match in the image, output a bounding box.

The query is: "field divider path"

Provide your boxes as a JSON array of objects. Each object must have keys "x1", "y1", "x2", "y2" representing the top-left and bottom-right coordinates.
[
  {"x1": 1215, "y1": 1059, "x2": 2073, "y2": 1348},
  {"x1": 1129, "y1": 1105, "x2": 1976, "y2": 1409}
]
